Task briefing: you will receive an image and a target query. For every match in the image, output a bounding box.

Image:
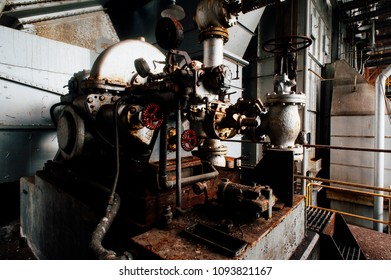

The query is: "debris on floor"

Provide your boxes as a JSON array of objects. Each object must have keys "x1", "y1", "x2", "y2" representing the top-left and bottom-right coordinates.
[{"x1": 0, "y1": 220, "x2": 36, "y2": 260}]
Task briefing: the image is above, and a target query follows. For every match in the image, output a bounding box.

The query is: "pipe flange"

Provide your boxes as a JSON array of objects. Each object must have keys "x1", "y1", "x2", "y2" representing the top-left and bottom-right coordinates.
[
  {"x1": 198, "y1": 139, "x2": 228, "y2": 155},
  {"x1": 199, "y1": 26, "x2": 229, "y2": 43},
  {"x1": 265, "y1": 92, "x2": 306, "y2": 106},
  {"x1": 198, "y1": 145, "x2": 228, "y2": 155}
]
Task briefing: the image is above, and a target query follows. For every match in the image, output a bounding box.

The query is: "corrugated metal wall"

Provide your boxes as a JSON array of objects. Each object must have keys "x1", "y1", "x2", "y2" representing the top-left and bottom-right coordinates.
[{"x1": 329, "y1": 60, "x2": 391, "y2": 228}]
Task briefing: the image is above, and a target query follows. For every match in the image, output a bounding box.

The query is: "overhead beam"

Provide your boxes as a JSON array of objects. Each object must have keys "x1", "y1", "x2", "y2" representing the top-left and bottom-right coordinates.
[
  {"x1": 340, "y1": 0, "x2": 379, "y2": 11},
  {"x1": 344, "y1": 4, "x2": 391, "y2": 23},
  {"x1": 355, "y1": 19, "x2": 391, "y2": 33}
]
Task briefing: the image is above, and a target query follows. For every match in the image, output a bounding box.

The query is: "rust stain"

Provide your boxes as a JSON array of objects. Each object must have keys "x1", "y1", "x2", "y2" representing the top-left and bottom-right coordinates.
[{"x1": 132, "y1": 195, "x2": 305, "y2": 260}]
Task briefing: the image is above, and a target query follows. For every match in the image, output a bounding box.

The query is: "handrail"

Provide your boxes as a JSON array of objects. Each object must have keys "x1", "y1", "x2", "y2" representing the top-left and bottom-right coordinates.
[
  {"x1": 306, "y1": 182, "x2": 391, "y2": 233},
  {"x1": 296, "y1": 174, "x2": 391, "y2": 193},
  {"x1": 303, "y1": 143, "x2": 391, "y2": 153}
]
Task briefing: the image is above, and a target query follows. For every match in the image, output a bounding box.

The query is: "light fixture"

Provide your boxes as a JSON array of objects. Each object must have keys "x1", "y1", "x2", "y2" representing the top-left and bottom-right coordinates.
[{"x1": 161, "y1": 0, "x2": 185, "y2": 21}]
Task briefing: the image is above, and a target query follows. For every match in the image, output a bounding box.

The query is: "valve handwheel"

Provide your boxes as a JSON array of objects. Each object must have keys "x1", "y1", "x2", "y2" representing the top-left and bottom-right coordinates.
[
  {"x1": 141, "y1": 103, "x2": 164, "y2": 130},
  {"x1": 262, "y1": 35, "x2": 312, "y2": 54},
  {"x1": 181, "y1": 129, "x2": 198, "y2": 151}
]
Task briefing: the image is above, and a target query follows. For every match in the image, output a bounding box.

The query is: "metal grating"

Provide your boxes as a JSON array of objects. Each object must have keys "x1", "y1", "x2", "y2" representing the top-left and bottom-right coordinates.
[
  {"x1": 306, "y1": 206, "x2": 333, "y2": 233},
  {"x1": 338, "y1": 243, "x2": 362, "y2": 260}
]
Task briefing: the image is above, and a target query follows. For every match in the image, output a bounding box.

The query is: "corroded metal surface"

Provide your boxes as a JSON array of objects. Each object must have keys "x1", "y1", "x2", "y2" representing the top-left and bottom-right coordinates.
[
  {"x1": 1, "y1": 1, "x2": 119, "y2": 52},
  {"x1": 131, "y1": 195, "x2": 305, "y2": 260},
  {"x1": 349, "y1": 224, "x2": 391, "y2": 260},
  {"x1": 33, "y1": 11, "x2": 119, "y2": 51}
]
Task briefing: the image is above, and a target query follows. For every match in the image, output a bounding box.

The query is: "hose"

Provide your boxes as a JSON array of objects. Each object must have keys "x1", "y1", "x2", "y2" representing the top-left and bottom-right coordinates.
[{"x1": 89, "y1": 193, "x2": 132, "y2": 260}]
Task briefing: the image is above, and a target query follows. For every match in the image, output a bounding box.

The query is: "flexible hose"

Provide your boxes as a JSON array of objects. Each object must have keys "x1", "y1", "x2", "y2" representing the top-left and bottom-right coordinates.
[{"x1": 89, "y1": 193, "x2": 132, "y2": 260}]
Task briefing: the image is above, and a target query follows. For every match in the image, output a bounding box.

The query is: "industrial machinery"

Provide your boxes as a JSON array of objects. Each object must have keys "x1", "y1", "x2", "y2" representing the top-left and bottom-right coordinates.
[{"x1": 21, "y1": 0, "x2": 313, "y2": 260}]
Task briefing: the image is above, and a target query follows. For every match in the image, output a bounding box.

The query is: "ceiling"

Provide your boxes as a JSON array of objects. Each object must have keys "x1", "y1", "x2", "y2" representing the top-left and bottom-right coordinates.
[{"x1": 338, "y1": 0, "x2": 391, "y2": 82}]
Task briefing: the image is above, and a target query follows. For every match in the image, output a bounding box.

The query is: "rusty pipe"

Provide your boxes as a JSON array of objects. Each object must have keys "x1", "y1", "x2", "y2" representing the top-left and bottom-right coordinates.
[{"x1": 166, "y1": 162, "x2": 219, "y2": 188}]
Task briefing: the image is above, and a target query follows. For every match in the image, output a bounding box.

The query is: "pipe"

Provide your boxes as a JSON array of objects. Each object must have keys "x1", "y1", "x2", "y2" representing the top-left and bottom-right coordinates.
[
  {"x1": 165, "y1": 162, "x2": 219, "y2": 188},
  {"x1": 204, "y1": 38, "x2": 224, "y2": 67},
  {"x1": 374, "y1": 64, "x2": 391, "y2": 231},
  {"x1": 370, "y1": 20, "x2": 376, "y2": 50},
  {"x1": 159, "y1": 114, "x2": 168, "y2": 189},
  {"x1": 300, "y1": 0, "x2": 311, "y2": 195},
  {"x1": 176, "y1": 97, "x2": 182, "y2": 208}
]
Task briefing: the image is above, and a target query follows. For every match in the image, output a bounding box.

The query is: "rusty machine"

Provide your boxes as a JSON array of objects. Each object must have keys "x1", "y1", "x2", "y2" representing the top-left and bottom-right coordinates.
[{"x1": 21, "y1": 0, "x2": 313, "y2": 260}]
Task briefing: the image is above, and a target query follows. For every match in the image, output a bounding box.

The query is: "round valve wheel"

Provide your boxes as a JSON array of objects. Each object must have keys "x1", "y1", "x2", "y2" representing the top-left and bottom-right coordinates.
[
  {"x1": 181, "y1": 129, "x2": 198, "y2": 151},
  {"x1": 262, "y1": 35, "x2": 312, "y2": 54},
  {"x1": 141, "y1": 103, "x2": 164, "y2": 130}
]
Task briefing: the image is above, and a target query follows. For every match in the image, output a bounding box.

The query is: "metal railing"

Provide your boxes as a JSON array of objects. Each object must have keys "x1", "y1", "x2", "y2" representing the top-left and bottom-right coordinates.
[
  {"x1": 304, "y1": 180, "x2": 391, "y2": 234},
  {"x1": 297, "y1": 142, "x2": 391, "y2": 233}
]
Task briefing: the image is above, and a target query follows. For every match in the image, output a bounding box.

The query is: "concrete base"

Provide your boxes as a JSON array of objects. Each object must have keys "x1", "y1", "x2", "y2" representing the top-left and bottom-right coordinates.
[
  {"x1": 20, "y1": 172, "x2": 308, "y2": 260},
  {"x1": 20, "y1": 174, "x2": 101, "y2": 260},
  {"x1": 131, "y1": 196, "x2": 306, "y2": 260},
  {"x1": 290, "y1": 230, "x2": 321, "y2": 260}
]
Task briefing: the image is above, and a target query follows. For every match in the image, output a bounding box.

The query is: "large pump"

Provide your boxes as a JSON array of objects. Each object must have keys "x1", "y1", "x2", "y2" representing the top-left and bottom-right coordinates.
[{"x1": 30, "y1": 0, "x2": 312, "y2": 260}]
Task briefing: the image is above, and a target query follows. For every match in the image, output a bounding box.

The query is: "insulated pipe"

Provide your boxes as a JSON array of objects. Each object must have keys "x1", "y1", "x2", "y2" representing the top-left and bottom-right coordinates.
[
  {"x1": 204, "y1": 38, "x2": 224, "y2": 67},
  {"x1": 374, "y1": 64, "x2": 391, "y2": 232}
]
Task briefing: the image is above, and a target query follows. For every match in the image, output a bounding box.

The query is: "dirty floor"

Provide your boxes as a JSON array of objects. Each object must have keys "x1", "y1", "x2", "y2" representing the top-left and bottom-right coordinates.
[{"x1": 1, "y1": 220, "x2": 390, "y2": 260}]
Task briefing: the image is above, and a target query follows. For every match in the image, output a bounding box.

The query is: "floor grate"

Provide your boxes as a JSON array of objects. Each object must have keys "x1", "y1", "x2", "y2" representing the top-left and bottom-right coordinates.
[{"x1": 306, "y1": 206, "x2": 333, "y2": 233}]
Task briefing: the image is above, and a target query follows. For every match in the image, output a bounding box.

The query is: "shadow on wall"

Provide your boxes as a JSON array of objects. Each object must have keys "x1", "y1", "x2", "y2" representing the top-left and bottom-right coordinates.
[{"x1": 0, "y1": 131, "x2": 58, "y2": 225}]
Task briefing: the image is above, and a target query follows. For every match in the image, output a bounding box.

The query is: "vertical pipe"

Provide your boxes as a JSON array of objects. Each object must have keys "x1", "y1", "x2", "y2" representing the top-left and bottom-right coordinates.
[
  {"x1": 203, "y1": 38, "x2": 224, "y2": 67},
  {"x1": 256, "y1": 20, "x2": 263, "y2": 165},
  {"x1": 159, "y1": 114, "x2": 168, "y2": 188},
  {"x1": 374, "y1": 64, "x2": 391, "y2": 232},
  {"x1": 370, "y1": 20, "x2": 376, "y2": 49},
  {"x1": 301, "y1": 0, "x2": 311, "y2": 195},
  {"x1": 176, "y1": 98, "x2": 182, "y2": 208}
]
